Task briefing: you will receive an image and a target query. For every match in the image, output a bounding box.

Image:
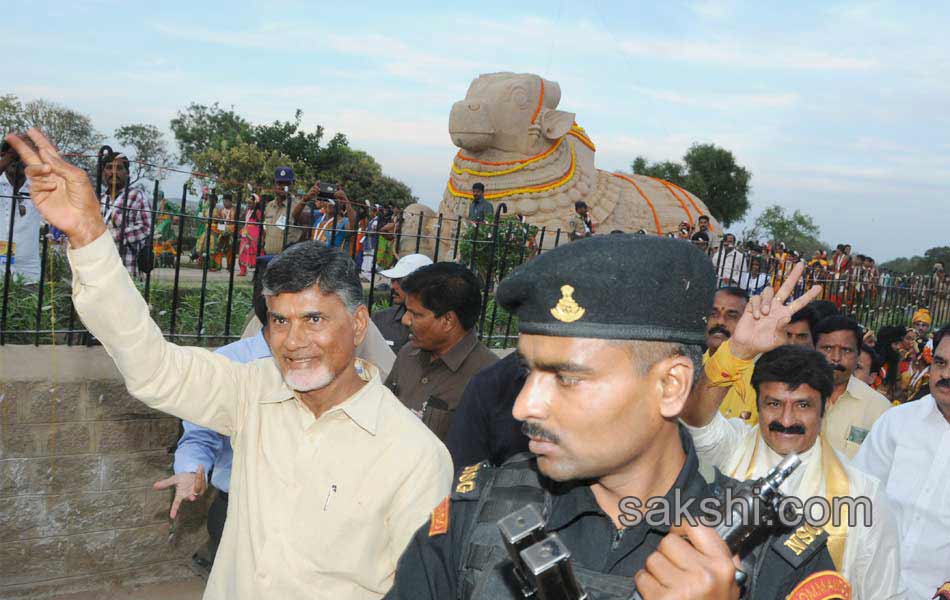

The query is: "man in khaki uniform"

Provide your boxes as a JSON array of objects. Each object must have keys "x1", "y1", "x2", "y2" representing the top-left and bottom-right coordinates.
[
  {"x1": 7, "y1": 130, "x2": 452, "y2": 600},
  {"x1": 567, "y1": 200, "x2": 593, "y2": 241},
  {"x1": 262, "y1": 167, "x2": 298, "y2": 255}
]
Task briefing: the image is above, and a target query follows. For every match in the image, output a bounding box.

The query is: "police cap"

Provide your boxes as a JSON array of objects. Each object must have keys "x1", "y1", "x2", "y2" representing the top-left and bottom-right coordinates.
[{"x1": 496, "y1": 234, "x2": 715, "y2": 345}]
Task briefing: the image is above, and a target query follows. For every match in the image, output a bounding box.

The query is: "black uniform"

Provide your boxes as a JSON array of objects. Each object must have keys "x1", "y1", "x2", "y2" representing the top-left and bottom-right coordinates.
[
  {"x1": 445, "y1": 351, "x2": 529, "y2": 470},
  {"x1": 385, "y1": 236, "x2": 837, "y2": 599},
  {"x1": 385, "y1": 428, "x2": 836, "y2": 600}
]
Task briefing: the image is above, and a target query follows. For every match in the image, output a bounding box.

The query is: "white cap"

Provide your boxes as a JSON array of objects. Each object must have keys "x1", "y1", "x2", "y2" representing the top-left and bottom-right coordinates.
[{"x1": 379, "y1": 254, "x2": 433, "y2": 279}]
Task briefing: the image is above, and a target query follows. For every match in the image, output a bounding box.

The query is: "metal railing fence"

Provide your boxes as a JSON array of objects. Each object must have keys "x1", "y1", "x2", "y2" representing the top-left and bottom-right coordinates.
[{"x1": 2, "y1": 149, "x2": 947, "y2": 348}]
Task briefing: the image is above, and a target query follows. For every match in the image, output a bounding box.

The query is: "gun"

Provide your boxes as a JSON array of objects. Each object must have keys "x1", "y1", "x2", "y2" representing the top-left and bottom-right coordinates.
[
  {"x1": 712, "y1": 453, "x2": 802, "y2": 554},
  {"x1": 498, "y1": 453, "x2": 802, "y2": 600},
  {"x1": 629, "y1": 453, "x2": 803, "y2": 599},
  {"x1": 498, "y1": 504, "x2": 586, "y2": 600}
]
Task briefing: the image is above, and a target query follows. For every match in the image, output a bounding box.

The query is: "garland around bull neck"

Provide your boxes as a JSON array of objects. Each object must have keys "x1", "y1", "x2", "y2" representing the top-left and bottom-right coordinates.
[{"x1": 447, "y1": 126, "x2": 596, "y2": 201}]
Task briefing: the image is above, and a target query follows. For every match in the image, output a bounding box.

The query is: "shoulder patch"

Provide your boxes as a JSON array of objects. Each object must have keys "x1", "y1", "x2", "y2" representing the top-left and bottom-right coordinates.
[
  {"x1": 773, "y1": 523, "x2": 829, "y2": 569},
  {"x1": 786, "y1": 571, "x2": 851, "y2": 600},
  {"x1": 428, "y1": 496, "x2": 450, "y2": 537},
  {"x1": 452, "y1": 462, "x2": 489, "y2": 501}
]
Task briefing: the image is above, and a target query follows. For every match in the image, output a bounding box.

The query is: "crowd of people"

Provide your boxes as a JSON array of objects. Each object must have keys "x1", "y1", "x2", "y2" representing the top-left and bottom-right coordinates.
[{"x1": 8, "y1": 128, "x2": 950, "y2": 600}]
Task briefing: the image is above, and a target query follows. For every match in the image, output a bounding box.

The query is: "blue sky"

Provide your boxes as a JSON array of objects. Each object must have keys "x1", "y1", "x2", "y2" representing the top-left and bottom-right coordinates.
[{"x1": 8, "y1": 0, "x2": 949, "y2": 261}]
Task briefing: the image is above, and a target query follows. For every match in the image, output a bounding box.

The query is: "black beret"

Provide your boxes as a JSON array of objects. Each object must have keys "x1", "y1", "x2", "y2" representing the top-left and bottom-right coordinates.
[{"x1": 496, "y1": 234, "x2": 716, "y2": 344}]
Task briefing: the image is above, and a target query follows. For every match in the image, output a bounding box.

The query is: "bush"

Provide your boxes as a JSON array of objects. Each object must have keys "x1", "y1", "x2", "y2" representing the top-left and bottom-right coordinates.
[
  {"x1": 144, "y1": 281, "x2": 254, "y2": 346},
  {"x1": 459, "y1": 217, "x2": 538, "y2": 285},
  {"x1": 477, "y1": 296, "x2": 519, "y2": 349}
]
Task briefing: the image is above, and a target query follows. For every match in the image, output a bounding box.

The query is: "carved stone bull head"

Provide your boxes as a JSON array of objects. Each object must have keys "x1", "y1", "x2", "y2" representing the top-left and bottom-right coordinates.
[{"x1": 448, "y1": 72, "x2": 576, "y2": 155}]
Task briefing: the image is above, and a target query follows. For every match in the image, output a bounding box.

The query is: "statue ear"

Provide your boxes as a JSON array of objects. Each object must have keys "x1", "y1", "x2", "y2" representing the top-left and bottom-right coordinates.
[{"x1": 539, "y1": 109, "x2": 575, "y2": 140}]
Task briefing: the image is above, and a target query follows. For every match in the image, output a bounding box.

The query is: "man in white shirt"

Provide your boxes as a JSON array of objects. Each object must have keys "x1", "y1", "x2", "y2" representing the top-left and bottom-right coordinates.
[
  {"x1": 6, "y1": 129, "x2": 453, "y2": 600},
  {"x1": 854, "y1": 325, "x2": 950, "y2": 600},
  {"x1": 735, "y1": 258, "x2": 769, "y2": 295},
  {"x1": 0, "y1": 140, "x2": 42, "y2": 283},
  {"x1": 710, "y1": 233, "x2": 746, "y2": 285},
  {"x1": 681, "y1": 272, "x2": 903, "y2": 599}
]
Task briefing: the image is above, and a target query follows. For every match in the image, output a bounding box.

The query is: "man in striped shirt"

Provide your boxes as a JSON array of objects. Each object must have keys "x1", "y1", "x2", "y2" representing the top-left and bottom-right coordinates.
[{"x1": 100, "y1": 153, "x2": 152, "y2": 276}]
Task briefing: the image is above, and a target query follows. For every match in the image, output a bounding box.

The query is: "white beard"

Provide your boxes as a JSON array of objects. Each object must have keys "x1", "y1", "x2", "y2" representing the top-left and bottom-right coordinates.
[{"x1": 283, "y1": 366, "x2": 335, "y2": 392}]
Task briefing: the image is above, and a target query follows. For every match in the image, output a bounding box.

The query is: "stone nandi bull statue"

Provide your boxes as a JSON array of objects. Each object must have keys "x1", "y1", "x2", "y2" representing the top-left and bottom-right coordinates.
[{"x1": 398, "y1": 72, "x2": 721, "y2": 257}]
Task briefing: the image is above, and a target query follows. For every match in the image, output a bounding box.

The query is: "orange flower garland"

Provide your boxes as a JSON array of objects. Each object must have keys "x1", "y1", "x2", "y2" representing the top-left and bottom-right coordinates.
[
  {"x1": 448, "y1": 140, "x2": 577, "y2": 200},
  {"x1": 650, "y1": 177, "x2": 694, "y2": 226},
  {"x1": 609, "y1": 172, "x2": 663, "y2": 235}
]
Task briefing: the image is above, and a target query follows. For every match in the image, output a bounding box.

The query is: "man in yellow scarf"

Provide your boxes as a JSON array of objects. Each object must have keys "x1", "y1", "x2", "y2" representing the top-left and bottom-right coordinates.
[{"x1": 681, "y1": 267, "x2": 904, "y2": 599}]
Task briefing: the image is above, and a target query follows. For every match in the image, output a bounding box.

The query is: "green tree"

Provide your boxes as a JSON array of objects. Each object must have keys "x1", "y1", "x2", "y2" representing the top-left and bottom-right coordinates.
[
  {"x1": 114, "y1": 124, "x2": 172, "y2": 184},
  {"x1": 251, "y1": 109, "x2": 325, "y2": 172},
  {"x1": 0, "y1": 95, "x2": 103, "y2": 172},
  {"x1": 250, "y1": 115, "x2": 405, "y2": 204},
  {"x1": 879, "y1": 246, "x2": 950, "y2": 274},
  {"x1": 631, "y1": 156, "x2": 687, "y2": 184},
  {"x1": 632, "y1": 143, "x2": 751, "y2": 226},
  {"x1": 170, "y1": 102, "x2": 252, "y2": 164},
  {"x1": 171, "y1": 104, "x2": 417, "y2": 208},
  {"x1": 191, "y1": 140, "x2": 295, "y2": 195},
  {"x1": 746, "y1": 205, "x2": 825, "y2": 256},
  {"x1": 319, "y1": 146, "x2": 417, "y2": 208},
  {"x1": 0, "y1": 94, "x2": 26, "y2": 133}
]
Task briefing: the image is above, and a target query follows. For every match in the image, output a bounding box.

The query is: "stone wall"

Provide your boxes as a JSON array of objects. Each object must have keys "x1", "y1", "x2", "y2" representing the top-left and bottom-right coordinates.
[{"x1": 0, "y1": 346, "x2": 208, "y2": 599}]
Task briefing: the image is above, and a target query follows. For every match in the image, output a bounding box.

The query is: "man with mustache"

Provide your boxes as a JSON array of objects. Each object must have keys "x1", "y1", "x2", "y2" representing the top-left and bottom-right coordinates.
[
  {"x1": 705, "y1": 286, "x2": 749, "y2": 356},
  {"x1": 385, "y1": 262, "x2": 498, "y2": 441},
  {"x1": 704, "y1": 287, "x2": 757, "y2": 424},
  {"x1": 681, "y1": 282, "x2": 903, "y2": 599},
  {"x1": 812, "y1": 315, "x2": 892, "y2": 459},
  {"x1": 385, "y1": 235, "x2": 839, "y2": 600},
  {"x1": 6, "y1": 129, "x2": 453, "y2": 600},
  {"x1": 371, "y1": 253, "x2": 433, "y2": 353},
  {"x1": 912, "y1": 308, "x2": 932, "y2": 345},
  {"x1": 854, "y1": 325, "x2": 950, "y2": 600}
]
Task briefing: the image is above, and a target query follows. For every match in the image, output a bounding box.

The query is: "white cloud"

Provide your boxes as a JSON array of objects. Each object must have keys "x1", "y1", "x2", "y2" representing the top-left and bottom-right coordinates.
[
  {"x1": 630, "y1": 85, "x2": 799, "y2": 111},
  {"x1": 152, "y1": 22, "x2": 295, "y2": 50},
  {"x1": 689, "y1": 0, "x2": 738, "y2": 20},
  {"x1": 767, "y1": 163, "x2": 950, "y2": 190},
  {"x1": 324, "y1": 33, "x2": 480, "y2": 84},
  {"x1": 152, "y1": 22, "x2": 481, "y2": 86},
  {"x1": 618, "y1": 37, "x2": 878, "y2": 70},
  {"x1": 324, "y1": 109, "x2": 448, "y2": 148}
]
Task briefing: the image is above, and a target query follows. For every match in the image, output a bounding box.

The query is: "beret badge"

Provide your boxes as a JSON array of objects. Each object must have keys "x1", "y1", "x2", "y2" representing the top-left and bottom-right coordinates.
[{"x1": 550, "y1": 285, "x2": 586, "y2": 323}]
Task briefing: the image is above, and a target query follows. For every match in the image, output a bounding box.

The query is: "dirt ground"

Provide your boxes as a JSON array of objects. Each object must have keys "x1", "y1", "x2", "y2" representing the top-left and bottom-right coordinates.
[
  {"x1": 148, "y1": 266, "x2": 253, "y2": 284},
  {"x1": 50, "y1": 576, "x2": 206, "y2": 600}
]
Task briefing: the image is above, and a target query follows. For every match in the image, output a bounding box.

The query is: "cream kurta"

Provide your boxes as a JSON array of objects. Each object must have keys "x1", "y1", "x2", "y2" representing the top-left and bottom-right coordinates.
[
  {"x1": 685, "y1": 413, "x2": 904, "y2": 600},
  {"x1": 822, "y1": 376, "x2": 892, "y2": 459},
  {"x1": 67, "y1": 232, "x2": 453, "y2": 600}
]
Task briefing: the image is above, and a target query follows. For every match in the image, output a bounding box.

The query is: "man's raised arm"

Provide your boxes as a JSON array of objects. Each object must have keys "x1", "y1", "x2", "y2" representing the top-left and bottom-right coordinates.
[
  {"x1": 6, "y1": 129, "x2": 258, "y2": 434},
  {"x1": 681, "y1": 262, "x2": 821, "y2": 427}
]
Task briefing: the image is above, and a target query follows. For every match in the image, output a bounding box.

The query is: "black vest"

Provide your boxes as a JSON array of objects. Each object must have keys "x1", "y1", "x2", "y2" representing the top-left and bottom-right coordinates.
[{"x1": 455, "y1": 454, "x2": 834, "y2": 600}]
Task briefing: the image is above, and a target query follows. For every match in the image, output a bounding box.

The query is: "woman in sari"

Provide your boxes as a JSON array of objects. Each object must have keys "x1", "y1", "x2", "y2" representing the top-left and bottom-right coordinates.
[
  {"x1": 152, "y1": 193, "x2": 180, "y2": 268},
  {"x1": 238, "y1": 194, "x2": 262, "y2": 276}
]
